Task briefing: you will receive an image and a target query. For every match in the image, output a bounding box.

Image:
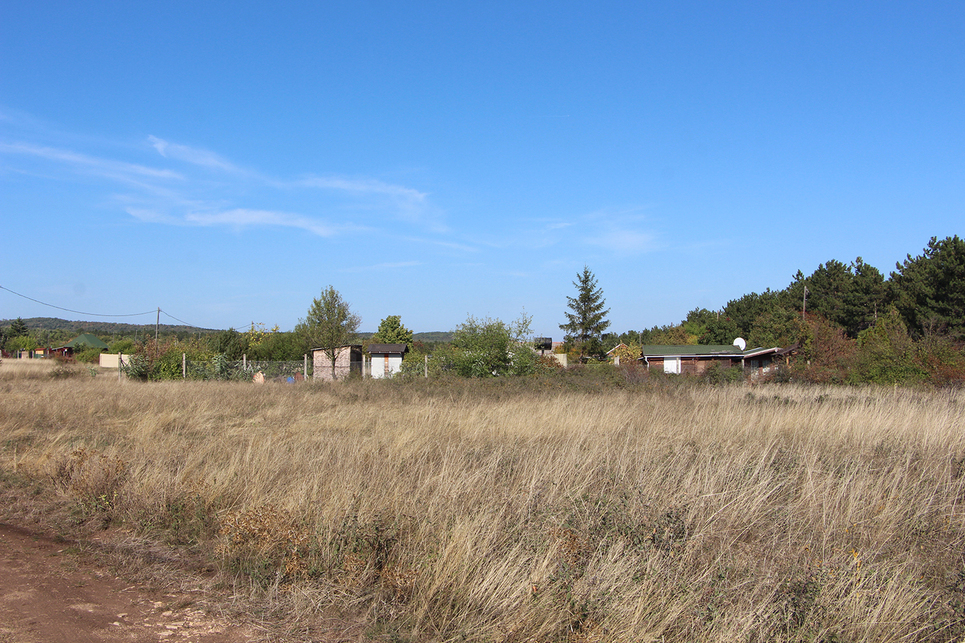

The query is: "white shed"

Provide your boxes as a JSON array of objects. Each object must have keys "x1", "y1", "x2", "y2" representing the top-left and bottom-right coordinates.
[{"x1": 367, "y1": 344, "x2": 408, "y2": 378}]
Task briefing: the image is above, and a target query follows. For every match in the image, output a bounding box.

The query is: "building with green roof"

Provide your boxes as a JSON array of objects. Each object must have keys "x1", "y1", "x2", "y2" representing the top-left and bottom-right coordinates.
[{"x1": 62, "y1": 333, "x2": 109, "y2": 351}]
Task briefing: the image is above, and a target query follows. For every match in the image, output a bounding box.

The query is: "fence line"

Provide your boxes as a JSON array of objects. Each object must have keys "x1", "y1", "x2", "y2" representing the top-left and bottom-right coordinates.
[{"x1": 181, "y1": 354, "x2": 310, "y2": 381}]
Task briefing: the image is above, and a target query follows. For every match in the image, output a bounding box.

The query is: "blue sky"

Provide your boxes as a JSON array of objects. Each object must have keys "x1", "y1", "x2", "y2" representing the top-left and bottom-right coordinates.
[{"x1": 1, "y1": 2, "x2": 963, "y2": 336}]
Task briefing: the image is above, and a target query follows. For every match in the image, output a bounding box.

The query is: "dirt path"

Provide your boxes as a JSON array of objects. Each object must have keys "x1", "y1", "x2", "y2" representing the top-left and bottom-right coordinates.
[{"x1": 0, "y1": 523, "x2": 254, "y2": 643}]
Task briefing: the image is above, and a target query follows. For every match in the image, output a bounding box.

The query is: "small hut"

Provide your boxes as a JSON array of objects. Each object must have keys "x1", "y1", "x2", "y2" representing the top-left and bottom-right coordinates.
[
  {"x1": 367, "y1": 343, "x2": 408, "y2": 379},
  {"x1": 312, "y1": 345, "x2": 363, "y2": 381}
]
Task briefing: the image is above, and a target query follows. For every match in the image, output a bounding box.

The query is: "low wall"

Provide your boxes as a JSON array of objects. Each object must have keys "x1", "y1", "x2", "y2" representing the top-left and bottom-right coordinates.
[
  {"x1": 99, "y1": 353, "x2": 130, "y2": 369},
  {"x1": 548, "y1": 353, "x2": 567, "y2": 367}
]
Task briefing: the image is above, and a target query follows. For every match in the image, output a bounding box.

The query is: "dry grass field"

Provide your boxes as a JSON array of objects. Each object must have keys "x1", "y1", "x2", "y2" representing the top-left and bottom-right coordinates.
[{"x1": 2, "y1": 359, "x2": 965, "y2": 642}]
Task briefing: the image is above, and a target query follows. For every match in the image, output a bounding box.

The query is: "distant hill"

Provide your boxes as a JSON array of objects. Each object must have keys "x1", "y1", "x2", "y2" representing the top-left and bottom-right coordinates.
[
  {"x1": 356, "y1": 331, "x2": 452, "y2": 343},
  {"x1": 0, "y1": 317, "x2": 219, "y2": 335},
  {"x1": 413, "y1": 331, "x2": 452, "y2": 342},
  {"x1": 2, "y1": 318, "x2": 453, "y2": 342}
]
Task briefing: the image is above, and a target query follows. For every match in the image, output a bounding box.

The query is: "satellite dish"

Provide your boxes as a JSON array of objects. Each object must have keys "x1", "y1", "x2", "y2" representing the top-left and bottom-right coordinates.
[{"x1": 733, "y1": 337, "x2": 747, "y2": 351}]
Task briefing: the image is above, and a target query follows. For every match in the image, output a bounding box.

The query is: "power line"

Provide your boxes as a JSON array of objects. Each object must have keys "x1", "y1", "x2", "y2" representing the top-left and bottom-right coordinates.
[
  {"x1": 0, "y1": 285, "x2": 156, "y2": 318},
  {"x1": 1, "y1": 285, "x2": 245, "y2": 332},
  {"x1": 158, "y1": 309, "x2": 205, "y2": 329}
]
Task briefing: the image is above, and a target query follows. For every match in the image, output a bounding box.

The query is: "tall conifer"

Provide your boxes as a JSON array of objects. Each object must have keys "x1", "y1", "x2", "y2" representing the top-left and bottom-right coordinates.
[{"x1": 560, "y1": 266, "x2": 610, "y2": 362}]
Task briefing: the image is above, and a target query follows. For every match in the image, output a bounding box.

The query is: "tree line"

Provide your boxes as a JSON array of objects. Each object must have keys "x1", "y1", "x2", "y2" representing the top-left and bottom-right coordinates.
[
  {"x1": 614, "y1": 236, "x2": 965, "y2": 347},
  {"x1": 3, "y1": 235, "x2": 963, "y2": 384},
  {"x1": 600, "y1": 235, "x2": 965, "y2": 384},
  {"x1": 297, "y1": 235, "x2": 965, "y2": 385}
]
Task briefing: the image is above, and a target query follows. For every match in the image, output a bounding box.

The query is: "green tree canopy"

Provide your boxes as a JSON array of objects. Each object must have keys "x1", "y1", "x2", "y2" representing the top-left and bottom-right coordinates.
[
  {"x1": 216, "y1": 328, "x2": 248, "y2": 360},
  {"x1": 698, "y1": 291, "x2": 780, "y2": 345},
  {"x1": 8, "y1": 317, "x2": 29, "y2": 338},
  {"x1": 296, "y1": 286, "x2": 361, "y2": 380},
  {"x1": 851, "y1": 308, "x2": 926, "y2": 384},
  {"x1": 698, "y1": 317, "x2": 741, "y2": 345},
  {"x1": 783, "y1": 258, "x2": 888, "y2": 337},
  {"x1": 643, "y1": 323, "x2": 695, "y2": 346},
  {"x1": 372, "y1": 315, "x2": 414, "y2": 347},
  {"x1": 891, "y1": 235, "x2": 965, "y2": 339},
  {"x1": 792, "y1": 260, "x2": 853, "y2": 329},
  {"x1": 560, "y1": 266, "x2": 610, "y2": 361},
  {"x1": 681, "y1": 308, "x2": 718, "y2": 341},
  {"x1": 746, "y1": 306, "x2": 804, "y2": 349},
  {"x1": 449, "y1": 313, "x2": 537, "y2": 377},
  {"x1": 4, "y1": 334, "x2": 37, "y2": 353},
  {"x1": 842, "y1": 257, "x2": 887, "y2": 336}
]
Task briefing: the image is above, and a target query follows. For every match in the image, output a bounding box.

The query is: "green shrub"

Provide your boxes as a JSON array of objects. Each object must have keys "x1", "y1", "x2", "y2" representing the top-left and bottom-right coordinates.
[
  {"x1": 702, "y1": 362, "x2": 744, "y2": 384},
  {"x1": 441, "y1": 313, "x2": 545, "y2": 378},
  {"x1": 73, "y1": 346, "x2": 103, "y2": 364},
  {"x1": 120, "y1": 354, "x2": 150, "y2": 380},
  {"x1": 849, "y1": 309, "x2": 927, "y2": 385},
  {"x1": 3, "y1": 334, "x2": 36, "y2": 354},
  {"x1": 109, "y1": 339, "x2": 136, "y2": 354}
]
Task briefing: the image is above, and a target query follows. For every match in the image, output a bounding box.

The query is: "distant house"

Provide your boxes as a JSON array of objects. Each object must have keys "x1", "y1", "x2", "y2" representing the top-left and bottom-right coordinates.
[
  {"x1": 312, "y1": 345, "x2": 363, "y2": 381},
  {"x1": 367, "y1": 343, "x2": 408, "y2": 379},
  {"x1": 606, "y1": 343, "x2": 628, "y2": 356},
  {"x1": 639, "y1": 343, "x2": 788, "y2": 377},
  {"x1": 65, "y1": 333, "x2": 109, "y2": 350},
  {"x1": 606, "y1": 343, "x2": 629, "y2": 364},
  {"x1": 50, "y1": 333, "x2": 110, "y2": 359}
]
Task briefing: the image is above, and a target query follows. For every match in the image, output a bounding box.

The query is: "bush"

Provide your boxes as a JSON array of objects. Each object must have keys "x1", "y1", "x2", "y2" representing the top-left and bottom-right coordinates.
[
  {"x1": 449, "y1": 314, "x2": 543, "y2": 378},
  {"x1": 49, "y1": 362, "x2": 80, "y2": 379},
  {"x1": 3, "y1": 334, "x2": 36, "y2": 354},
  {"x1": 151, "y1": 349, "x2": 185, "y2": 380},
  {"x1": 73, "y1": 347, "x2": 103, "y2": 364},
  {"x1": 122, "y1": 338, "x2": 219, "y2": 381},
  {"x1": 109, "y1": 339, "x2": 136, "y2": 354},
  {"x1": 849, "y1": 309, "x2": 927, "y2": 385},
  {"x1": 704, "y1": 362, "x2": 745, "y2": 384},
  {"x1": 916, "y1": 333, "x2": 965, "y2": 386},
  {"x1": 121, "y1": 354, "x2": 150, "y2": 381},
  {"x1": 793, "y1": 315, "x2": 857, "y2": 384}
]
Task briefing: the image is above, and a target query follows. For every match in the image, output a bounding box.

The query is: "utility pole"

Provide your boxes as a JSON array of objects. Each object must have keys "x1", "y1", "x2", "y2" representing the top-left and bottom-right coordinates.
[
  {"x1": 155, "y1": 307, "x2": 160, "y2": 346},
  {"x1": 802, "y1": 286, "x2": 809, "y2": 322}
]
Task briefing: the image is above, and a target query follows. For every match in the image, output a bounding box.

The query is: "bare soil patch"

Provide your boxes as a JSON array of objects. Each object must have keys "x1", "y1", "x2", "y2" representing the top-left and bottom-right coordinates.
[{"x1": 0, "y1": 523, "x2": 251, "y2": 643}]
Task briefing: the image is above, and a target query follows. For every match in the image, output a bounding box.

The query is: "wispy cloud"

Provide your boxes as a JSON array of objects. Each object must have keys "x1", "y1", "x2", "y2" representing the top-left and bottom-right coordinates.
[
  {"x1": 185, "y1": 208, "x2": 340, "y2": 236},
  {"x1": 0, "y1": 127, "x2": 444, "y2": 241},
  {"x1": 554, "y1": 206, "x2": 660, "y2": 256},
  {"x1": 299, "y1": 174, "x2": 445, "y2": 231},
  {"x1": 0, "y1": 141, "x2": 183, "y2": 181},
  {"x1": 586, "y1": 228, "x2": 658, "y2": 254},
  {"x1": 144, "y1": 136, "x2": 444, "y2": 232},
  {"x1": 126, "y1": 207, "x2": 175, "y2": 224},
  {"x1": 299, "y1": 175, "x2": 427, "y2": 202},
  {"x1": 340, "y1": 261, "x2": 422, "y2": 272},
  {"x1": 127, "y1": 206, "x2": 347, "y2": 237},
  {"x1": 404, "y1": 236, "x2": 480, "y2": 253},
  {"x1": 148, "y1": 135, "x2": 239, "y2": 172}
]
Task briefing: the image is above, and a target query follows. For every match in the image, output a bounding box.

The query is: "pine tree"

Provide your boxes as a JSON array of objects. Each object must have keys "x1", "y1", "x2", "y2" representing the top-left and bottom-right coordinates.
[
  {"x1": 9, "y1": 317, "x2": 29, "y2": 337},
  {"x1": 560, "y1": 266, "x2": 610, "y2": 362},
  {"x1": 891, "y1": 236, "x2": 965, "y2": 339},
  {"x1": 842, "y1": 257, "x2": 886, "y2": 336}
]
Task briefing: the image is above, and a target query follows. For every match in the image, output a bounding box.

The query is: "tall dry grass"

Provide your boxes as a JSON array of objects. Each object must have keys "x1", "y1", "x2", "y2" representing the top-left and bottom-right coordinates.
[
  {"x1": 0, "y1": 358, "x2": 67, "y2": 380},
  {"x1": 1, "y1": 368, "x2": 964, "y2": 642}
]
